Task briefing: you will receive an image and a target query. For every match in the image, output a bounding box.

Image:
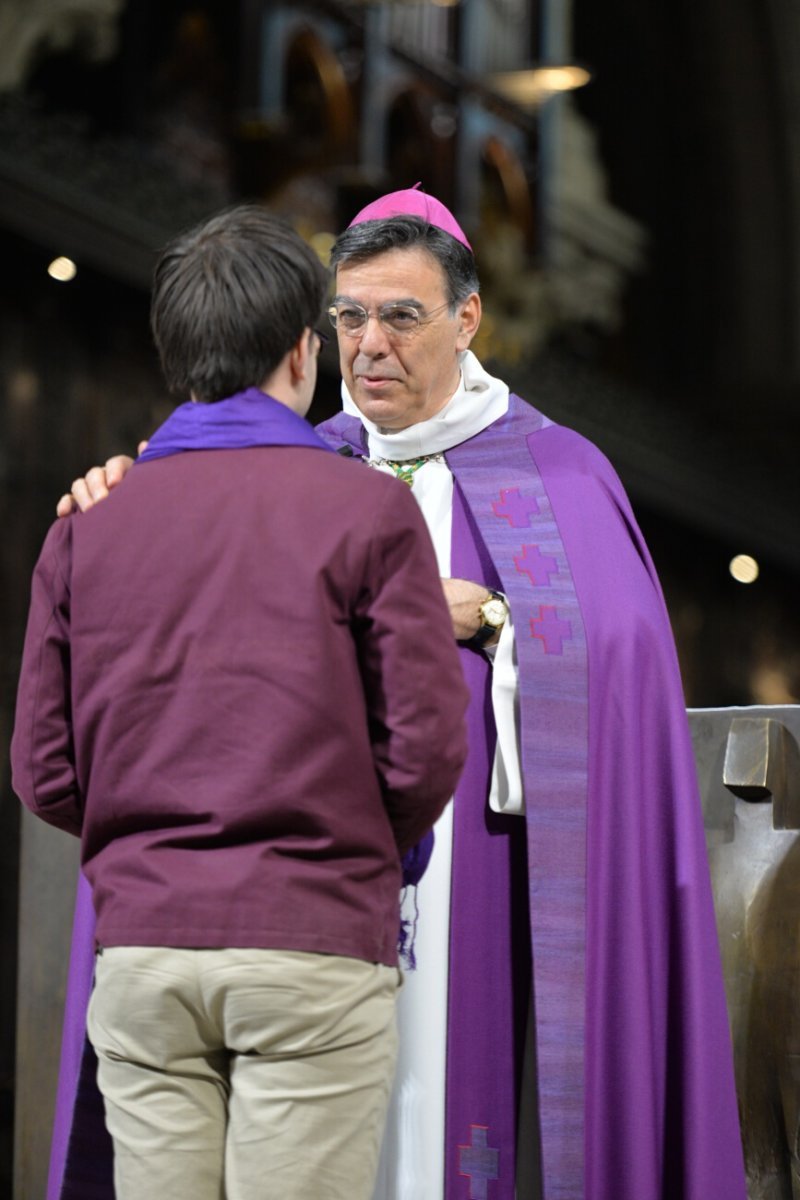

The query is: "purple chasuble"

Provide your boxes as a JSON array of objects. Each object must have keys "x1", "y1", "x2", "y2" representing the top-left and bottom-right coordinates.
[{"x1": 317, "y1": 398, "x2": 746, "y2": 1200}]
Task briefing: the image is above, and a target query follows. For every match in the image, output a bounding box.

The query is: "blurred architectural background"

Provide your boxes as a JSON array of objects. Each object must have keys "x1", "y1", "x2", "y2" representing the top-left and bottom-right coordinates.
[{"x1": 1, "y1": 1, "x2": 799, "y2": 1194}]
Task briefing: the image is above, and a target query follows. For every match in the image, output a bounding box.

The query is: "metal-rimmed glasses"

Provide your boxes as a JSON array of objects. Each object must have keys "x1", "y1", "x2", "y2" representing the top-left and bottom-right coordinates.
[{"x1": 327, "y1": 299, "x2": 452, "y2": 338}]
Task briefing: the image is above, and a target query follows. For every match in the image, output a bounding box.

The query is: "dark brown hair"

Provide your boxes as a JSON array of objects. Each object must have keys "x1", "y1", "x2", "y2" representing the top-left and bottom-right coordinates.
[{"x1": 151, "y1": 205, "x2": 327, "y2": 403}]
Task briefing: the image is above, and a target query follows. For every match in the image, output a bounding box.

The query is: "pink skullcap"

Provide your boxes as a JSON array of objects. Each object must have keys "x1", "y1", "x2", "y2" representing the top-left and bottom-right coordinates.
[{"x1": 348, "y1": 182, "x2": 472, "y2": 251}]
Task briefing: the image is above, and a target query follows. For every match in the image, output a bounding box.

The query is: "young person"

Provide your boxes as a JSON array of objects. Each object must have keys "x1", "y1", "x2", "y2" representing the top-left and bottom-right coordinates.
[{"x1": 12, "y1": 203, "x2": 469, "y2": 1200}]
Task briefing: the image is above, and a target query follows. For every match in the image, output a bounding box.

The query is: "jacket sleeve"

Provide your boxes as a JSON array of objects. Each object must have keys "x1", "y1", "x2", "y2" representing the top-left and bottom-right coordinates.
[
  {"x1": 356, "y1": 480, "x2": 469, "y2": 856},
  {"x1": 10, "y1": 520, "x2": 83, "y2": 837}
]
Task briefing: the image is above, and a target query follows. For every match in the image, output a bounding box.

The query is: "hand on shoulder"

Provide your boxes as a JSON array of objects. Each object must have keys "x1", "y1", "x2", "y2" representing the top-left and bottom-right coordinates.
[{"x1": 56, "y1": 442, "x2": 148, "y2": 516}]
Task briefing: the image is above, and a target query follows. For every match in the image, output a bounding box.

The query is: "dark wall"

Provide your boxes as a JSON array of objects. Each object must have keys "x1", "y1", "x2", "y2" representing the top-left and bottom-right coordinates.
[
  {"x1": 637, "y1": 506, "x2": 800, "y2": 708},
  {"x1": 567, "y1": 0, "x2": 800, "y2": 707},
  {"x1": 0, "y1": 227, "x2": 166, "y2": 1191},
  {"x1": 573, "y1": 0, "x2": 800, "y2": 448}
]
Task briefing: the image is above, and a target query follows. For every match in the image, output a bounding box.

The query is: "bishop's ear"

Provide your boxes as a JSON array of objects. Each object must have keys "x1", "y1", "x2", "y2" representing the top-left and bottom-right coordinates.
[{"x1": 456, "y1": 293, "x2": 482, "y2": 350}]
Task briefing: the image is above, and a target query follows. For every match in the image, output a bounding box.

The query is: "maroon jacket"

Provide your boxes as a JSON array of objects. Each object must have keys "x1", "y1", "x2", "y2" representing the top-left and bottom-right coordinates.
[{"x1": 11, "y1": 445, "x2": 468, "y2": 966}]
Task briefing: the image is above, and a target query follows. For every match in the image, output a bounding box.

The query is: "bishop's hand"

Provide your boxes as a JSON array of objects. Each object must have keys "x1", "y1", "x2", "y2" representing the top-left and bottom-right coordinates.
[
  {"x1": 441, "y1": 577, "x2": 506, "y2": 646},
  {"x1": 56, "y1": 443, "x2": 147, "y2": 516}
]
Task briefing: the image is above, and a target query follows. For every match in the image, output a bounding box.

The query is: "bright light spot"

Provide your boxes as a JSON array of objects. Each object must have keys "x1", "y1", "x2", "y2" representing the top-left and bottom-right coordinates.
[
  {"x1": 532, "y1": 66, "x2": 592, "y2": 93},
  {"x1": 48, "y1": 256, "x2": 77, "y2": 282},
  {"x1": 729, "y1": 554, "x2": 759, "y2": 584},
  {"x1": 490, "y1": 66, "x2": 592, "y2": 108}
]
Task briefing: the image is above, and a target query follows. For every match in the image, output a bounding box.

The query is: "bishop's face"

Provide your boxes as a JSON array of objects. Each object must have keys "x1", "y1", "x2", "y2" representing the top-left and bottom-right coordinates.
[{"x1": 334, "y1": 247, "x2": 481, "y2": 432}]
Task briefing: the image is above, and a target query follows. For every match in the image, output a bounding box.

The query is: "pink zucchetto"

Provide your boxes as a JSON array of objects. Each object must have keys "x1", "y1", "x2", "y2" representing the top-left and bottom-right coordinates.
[{"x1": 347, "y1": 182, "x2": 473, "y2": 251}]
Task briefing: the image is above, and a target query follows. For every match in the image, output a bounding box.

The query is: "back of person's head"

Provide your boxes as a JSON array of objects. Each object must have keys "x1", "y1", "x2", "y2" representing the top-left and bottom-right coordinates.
[
  {"x1": 151, "y1": 204, "x2": 328, "y2": 403},
  {"x1": 330, "y1": 215, "x2": 480, "y2": 309}
]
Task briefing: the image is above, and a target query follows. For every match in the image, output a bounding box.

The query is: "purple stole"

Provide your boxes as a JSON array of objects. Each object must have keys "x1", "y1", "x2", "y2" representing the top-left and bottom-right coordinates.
[
  {"x1": 319, "y1": 398, "x2": 747, "y2": 1200},
  {"x1": 445, "y1": 405, "x2": 588, "y2": 1199}
]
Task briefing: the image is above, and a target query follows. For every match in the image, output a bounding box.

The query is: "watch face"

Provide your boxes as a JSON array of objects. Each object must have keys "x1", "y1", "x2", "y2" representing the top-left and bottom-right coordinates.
[{"x1": 483, "y1": 599, "x2": 507, "y2": 627}]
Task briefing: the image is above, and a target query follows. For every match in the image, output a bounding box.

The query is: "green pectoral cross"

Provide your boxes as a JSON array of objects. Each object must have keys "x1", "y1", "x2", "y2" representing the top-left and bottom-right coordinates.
[{"x1": 372, "y1": 454, "x2": 444, "y2": 486}]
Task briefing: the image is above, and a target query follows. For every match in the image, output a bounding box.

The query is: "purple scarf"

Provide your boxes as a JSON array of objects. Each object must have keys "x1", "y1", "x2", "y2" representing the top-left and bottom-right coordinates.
[{"x1": 136, "y1": 387, "x2": 331, "y2": 460}]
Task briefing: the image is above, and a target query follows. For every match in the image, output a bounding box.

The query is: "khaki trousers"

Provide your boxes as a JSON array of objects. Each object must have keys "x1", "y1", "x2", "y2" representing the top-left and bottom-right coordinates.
[{"x1": 87, "y1": 946, "x2": 400, "y2": 1200}]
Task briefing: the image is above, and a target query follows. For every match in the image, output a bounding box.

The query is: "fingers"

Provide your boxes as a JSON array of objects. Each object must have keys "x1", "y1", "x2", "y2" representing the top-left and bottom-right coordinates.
[
  {"x1": 87, "y1": 466, "x2": 112, "y2": 502},
  {"x1": 137, "y1": 440, "x2": 149, "y2": 456},
  {"x1": 55, "y1": 449, "x2": 139, "y2": 518},
  {"x1": 56, "y1": 493, "x2": 76, "y2": 518},
  {"x1": 104, "y1": 455, "x2": 135, "y2": 488},
  {"x1": 65, "y1": 471, "x2": 105, "y2": 513}
]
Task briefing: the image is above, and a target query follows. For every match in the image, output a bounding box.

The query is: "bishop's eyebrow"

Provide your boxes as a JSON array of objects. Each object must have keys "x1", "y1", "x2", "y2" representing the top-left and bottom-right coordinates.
[{"x1": 331, "y1": 294, "x2": 425, "y2": 309}]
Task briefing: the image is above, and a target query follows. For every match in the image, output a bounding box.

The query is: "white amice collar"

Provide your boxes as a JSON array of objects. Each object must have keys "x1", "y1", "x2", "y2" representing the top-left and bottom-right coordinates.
[{"x1": 341, "y1": 349, "x2": 509, "y2": 460}]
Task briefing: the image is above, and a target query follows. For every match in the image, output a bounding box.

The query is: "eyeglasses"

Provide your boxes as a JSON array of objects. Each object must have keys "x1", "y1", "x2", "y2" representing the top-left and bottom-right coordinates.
[{"x1": 327, "y1": 300, "x2": 452, "y2": 338}]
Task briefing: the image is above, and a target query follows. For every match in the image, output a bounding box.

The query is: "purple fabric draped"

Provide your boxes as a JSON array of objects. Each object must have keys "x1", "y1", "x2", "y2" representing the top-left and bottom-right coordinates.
[
  {"x1": 318, "y1": 399, "x2": 746, "y2": 1200},
  {"x1": 136, "y1": 387, "x2": 330, "y2": 460},
  {"x1": 47, "y1": 875, "x2": 109, "y2": 1200},
  {"x1": 529, "y1": 422, "x2": 745, "y2": 1199}
]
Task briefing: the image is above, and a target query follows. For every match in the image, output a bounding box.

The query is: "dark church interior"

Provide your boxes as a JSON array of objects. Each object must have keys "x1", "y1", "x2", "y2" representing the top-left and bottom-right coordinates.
[{"x1": 2, "y1": 1, "x2": 799, "y2": 1196}]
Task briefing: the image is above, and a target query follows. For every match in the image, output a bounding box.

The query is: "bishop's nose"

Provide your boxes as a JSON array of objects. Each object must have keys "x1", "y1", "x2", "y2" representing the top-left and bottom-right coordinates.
[{"x1": 356, "y1": 313, "x2": 393, "y2": 356}]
